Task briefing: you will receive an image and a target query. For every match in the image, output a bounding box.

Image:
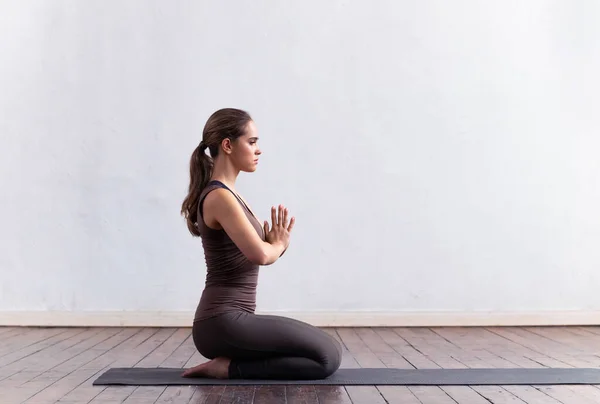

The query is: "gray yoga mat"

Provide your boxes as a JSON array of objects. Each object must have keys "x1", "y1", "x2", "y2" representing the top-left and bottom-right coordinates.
[{"x1": 92, "y1": 367, "x2": 600, "y2": 386}]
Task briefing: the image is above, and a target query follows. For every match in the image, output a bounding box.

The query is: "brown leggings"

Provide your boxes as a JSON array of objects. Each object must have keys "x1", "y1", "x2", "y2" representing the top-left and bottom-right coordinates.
[{"x1": 192, "y1": 310, "x2": 343, "y2": 379}]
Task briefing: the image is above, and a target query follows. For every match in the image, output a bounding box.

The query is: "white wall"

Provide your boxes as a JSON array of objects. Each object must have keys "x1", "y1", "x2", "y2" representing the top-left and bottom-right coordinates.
[{"x1": 1, "y1": 1, "x2": 599, "y2": 326}]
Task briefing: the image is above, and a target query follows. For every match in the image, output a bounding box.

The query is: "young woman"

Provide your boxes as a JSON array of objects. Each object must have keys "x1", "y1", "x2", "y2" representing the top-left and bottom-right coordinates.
[{"x1": 180, "y1": 108, "x2": 342, "y2": 380}]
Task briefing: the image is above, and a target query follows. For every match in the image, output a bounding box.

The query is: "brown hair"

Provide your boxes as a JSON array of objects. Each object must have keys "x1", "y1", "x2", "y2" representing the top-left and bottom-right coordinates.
[{"x1": 181, "y1": 108, "x2": 253, "y2": 236}]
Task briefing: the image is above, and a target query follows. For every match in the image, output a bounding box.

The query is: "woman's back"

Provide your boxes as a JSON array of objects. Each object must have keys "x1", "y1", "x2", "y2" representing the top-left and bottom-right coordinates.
[{"x1": 194, "y1": 180, "x2": 265, "y2": 321}]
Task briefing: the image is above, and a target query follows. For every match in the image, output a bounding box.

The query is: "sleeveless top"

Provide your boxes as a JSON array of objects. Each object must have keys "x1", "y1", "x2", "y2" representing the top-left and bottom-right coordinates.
[{"x1": 194, "y1": 180, "x2": 265, "y2": 321}]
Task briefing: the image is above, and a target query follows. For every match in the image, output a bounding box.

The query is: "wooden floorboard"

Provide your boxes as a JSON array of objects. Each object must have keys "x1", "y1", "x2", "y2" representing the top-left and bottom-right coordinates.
[{"x1": 1, "y1": 326, "x2": 600, "y2": 403}]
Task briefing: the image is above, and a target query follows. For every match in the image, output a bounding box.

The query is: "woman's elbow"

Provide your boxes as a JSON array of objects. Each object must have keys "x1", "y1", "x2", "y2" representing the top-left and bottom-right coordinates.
[{"x1": 248, "y1": 250, "x2": 270, "y2": 266}]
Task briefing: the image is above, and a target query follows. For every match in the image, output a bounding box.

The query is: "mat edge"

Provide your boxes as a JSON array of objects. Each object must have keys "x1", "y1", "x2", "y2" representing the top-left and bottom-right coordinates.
[{"x1": 92, "y1": 367, "x2": 600, "y2": 386}]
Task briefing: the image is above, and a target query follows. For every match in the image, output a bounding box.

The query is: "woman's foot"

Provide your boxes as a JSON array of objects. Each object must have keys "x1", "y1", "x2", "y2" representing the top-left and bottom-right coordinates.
[{"x1": 181, "y1": 357, "x2": 231, "y2": 379}]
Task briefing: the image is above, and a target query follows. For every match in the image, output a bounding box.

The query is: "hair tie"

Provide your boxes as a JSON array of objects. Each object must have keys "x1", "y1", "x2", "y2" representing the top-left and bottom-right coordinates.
[{"x1": 199, "y1": 141, "x2": 207, "y2": 151}]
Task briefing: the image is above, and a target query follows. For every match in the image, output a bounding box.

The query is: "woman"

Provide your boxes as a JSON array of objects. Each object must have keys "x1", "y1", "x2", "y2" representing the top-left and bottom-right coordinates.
[{"x1": 180, "y1": 108, "x2": 342, "y2": 380}]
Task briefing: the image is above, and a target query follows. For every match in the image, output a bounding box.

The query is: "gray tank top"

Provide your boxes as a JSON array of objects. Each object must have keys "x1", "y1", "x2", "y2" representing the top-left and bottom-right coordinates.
[{"x1": 194, "y1": 180, "x2": 265, "y2": 321}]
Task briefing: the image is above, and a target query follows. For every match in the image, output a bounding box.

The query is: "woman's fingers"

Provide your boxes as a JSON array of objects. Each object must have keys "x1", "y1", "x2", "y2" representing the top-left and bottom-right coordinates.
[
  {"x1": 271, "y1": 206, "x2": 277, "y2": 226},
  {"x1": 278, "y1": 204, "x2": 284, "y2": 226},
  {"x1": 282, "y1": 207, "x2": 289, "y2": 227},
  {"x1": 271, "y1": 204, "x2": 294, "y2": 230}
]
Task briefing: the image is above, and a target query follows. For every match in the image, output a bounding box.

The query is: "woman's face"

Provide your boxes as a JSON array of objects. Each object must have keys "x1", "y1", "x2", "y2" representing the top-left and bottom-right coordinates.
[{"x1": 231, "y1": 120, "x2": 261, "y2": 172}]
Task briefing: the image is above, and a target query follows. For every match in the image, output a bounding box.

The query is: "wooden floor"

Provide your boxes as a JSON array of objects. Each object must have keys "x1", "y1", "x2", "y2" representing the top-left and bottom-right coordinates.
[{"x1": 1, "y1": 326, "x2": 600, "y2": 403}]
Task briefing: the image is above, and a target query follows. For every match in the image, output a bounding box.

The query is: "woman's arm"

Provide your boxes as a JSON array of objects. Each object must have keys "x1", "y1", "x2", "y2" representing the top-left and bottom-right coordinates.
[{"x1": 203, "y1": 189, "x2": 286, "y2": 265}]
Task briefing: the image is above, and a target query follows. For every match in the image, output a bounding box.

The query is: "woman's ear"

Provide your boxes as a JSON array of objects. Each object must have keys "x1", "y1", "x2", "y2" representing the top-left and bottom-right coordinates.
[{"x1": 221, "y1": 138, "x2": 233, "y2": 154}]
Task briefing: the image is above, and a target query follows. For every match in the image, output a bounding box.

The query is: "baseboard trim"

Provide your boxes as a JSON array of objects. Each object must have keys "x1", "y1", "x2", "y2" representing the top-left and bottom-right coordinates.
[{"x1": 0, "y1": 310, "x2": 599, "y2": 327}]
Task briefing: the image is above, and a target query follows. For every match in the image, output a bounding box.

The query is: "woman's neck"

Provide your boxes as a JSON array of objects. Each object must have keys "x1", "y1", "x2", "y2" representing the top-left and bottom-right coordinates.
[{"x1": 210, "y1": 156, "x2": 239, "y2": 190}]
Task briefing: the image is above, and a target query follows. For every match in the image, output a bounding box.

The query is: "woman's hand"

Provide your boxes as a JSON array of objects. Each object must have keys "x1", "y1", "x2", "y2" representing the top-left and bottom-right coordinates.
[{"x1": 264, "y1": 204, "x2": 295, "y2": 250}]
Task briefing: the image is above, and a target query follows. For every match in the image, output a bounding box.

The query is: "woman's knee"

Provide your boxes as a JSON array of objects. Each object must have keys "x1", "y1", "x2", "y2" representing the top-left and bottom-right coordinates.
[{"x1": 321, "y1": 337, "x2": 342, "y2": 377}]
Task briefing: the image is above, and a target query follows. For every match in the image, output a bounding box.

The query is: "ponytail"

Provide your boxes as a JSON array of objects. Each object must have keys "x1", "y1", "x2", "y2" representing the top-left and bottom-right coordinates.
[{"x1": 181, "y1": 142, "x2": 213, "y2": 236}]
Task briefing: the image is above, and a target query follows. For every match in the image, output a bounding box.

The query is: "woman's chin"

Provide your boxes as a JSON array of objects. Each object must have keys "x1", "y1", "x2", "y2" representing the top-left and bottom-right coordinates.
[{"x1": 242, "y1": 164, "x2": 258, "y2": 173}]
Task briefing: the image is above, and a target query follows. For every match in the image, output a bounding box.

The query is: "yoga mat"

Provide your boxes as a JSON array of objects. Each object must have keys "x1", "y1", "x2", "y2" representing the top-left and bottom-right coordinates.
[{"x1": 92, "y1": 367, "x2": 600, "y2": 386}]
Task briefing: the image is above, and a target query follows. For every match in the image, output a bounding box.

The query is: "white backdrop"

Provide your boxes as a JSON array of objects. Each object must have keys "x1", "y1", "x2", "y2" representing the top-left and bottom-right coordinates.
[{"x1": 1, "y1": 1, "x2": 599, "y2": 326}]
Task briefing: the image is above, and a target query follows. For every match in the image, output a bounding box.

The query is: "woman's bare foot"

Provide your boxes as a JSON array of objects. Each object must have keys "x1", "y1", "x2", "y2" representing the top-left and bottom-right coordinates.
[{"x1": 181, "y1": 357, "x2": 231, "y2": 379}]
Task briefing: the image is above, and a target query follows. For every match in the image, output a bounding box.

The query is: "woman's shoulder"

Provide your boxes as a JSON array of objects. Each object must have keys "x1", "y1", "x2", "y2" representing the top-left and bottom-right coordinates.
[
  {"x1": 200, "y1": 180, "x2": 227, "y2": 197},
  {"x1": 202, "y1": 182, "x2": 238, "y2": 209}
]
